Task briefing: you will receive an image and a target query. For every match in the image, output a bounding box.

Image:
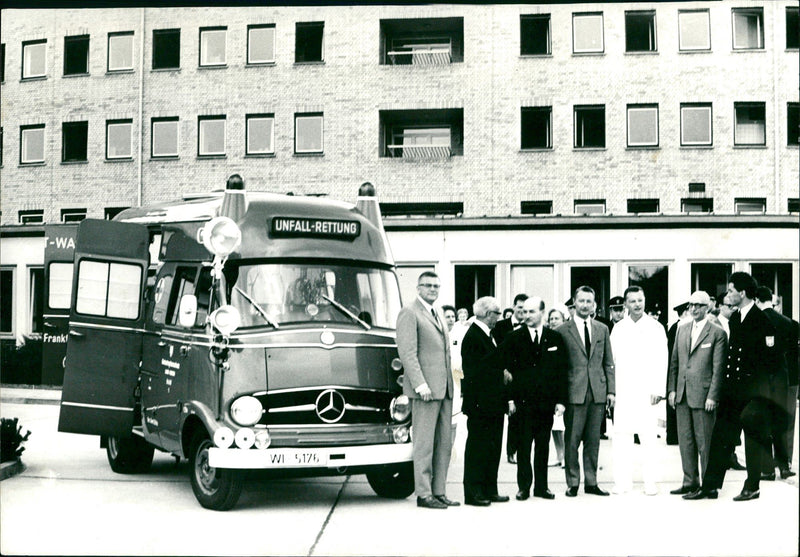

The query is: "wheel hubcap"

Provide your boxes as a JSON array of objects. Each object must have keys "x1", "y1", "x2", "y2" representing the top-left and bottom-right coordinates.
[{"x1": 195, "y1": 441, "x2": 218, "y2": 494}]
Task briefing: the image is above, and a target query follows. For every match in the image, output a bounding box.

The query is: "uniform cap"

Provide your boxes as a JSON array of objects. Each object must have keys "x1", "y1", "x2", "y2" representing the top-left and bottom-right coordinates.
[{"x1": 608, "y1": 296, "x2": 625, "y2": 309}]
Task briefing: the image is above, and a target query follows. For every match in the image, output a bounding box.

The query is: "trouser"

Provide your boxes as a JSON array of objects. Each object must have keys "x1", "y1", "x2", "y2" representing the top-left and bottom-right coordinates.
[
  {"x1": 612, "y1": 428, "x2": 659, "y2": 491},
  {"x1": 515, "y1": 403, "x2": 554, "y2": 493},
  {"x1": 411, "y1": 397, "x2": 453, "y2": 498},
  {"x1": 506, "y1": 411, "x2": 520, "y2": 457},
  {"x1": 785, "y1": 386, "x2": 799, "y2": 463},
  {"x1": 463, "y1": 413, "x2": 504, "y2": 500},
  {"x1": 761, "y1": 388, "x2": 793, "y2": 473},
  {"x1": 675, "y1": 400, "x2": 716, "y2": 487},
  {"x1": 564, "y1": 388, "x2": 605, "y2": 488}
]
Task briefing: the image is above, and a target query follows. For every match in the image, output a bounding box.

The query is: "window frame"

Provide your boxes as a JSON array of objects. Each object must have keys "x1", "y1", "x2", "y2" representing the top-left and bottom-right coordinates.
[
  {"x1": 732, "y1": 8, "x2": 764, "y2": 50},
  {"x1": 574, "y1": 199, "x2": 606, "y2": 215},
  {"x1": 521, "y1": 106, "x2": 553, "y2": 150},
  {"x1": 1, "y1": 43, "x2": 5, "y2": 83},
  {"x1": 61, "y1": 208, "x2": 87, "y2": 223},
  {"x1": 787, "y1": 102, "x2": 799, "y2": 146},
  {"x1": 626, "y1": 104, "x2": 659, "y2": 148},
  {"x1": 63, "y1": 34, "x2": 90, "y2": 76},
  {"x1": 0, "y1": 267, "x2": 15, "y2": 337},
  {"x1": 294, "y1": 112, "x2": 324, "y2": 154},
  {"x1": 20, "y1": 124, "x2": 46, "y2": 164},
  {"x1": 572, "y1": 12, "x2": 604, "y2": 54},
  {"x1": 246, "y1": 113, "x2": 275, "y2": 156},
  {"x1": 520, "y1": 14, "x2": 552, "y2": 56},
  {"x1": 680, "y1": 103, "x2": 713, "y2": 147},
  {"x1": 734, "y1": 197, "x2": 766, "y2": 214},
  {"x1": 74, "y1": 259, "x2": 143, "y2": 320},
  {"x1": 678, "y1": 9, "x2": 711, "y2": 51},
  {"x1": 520, "y1": 200, "x2": 553, "y2": 215},
  {"x1": 787, "y1": 7, "x2": 800, "y2": 50},
  {"x1": 106, "y1": 119, "x2": 133, "y2": 160},
  {"x1": 199, "y1": 27, "x2": 227, "y2": 67},
  {"x1": 573, "y1": 105, "x2": 606, "y2": 149},
  {"x1": 151, "y1": 117, "x2": 179, "y2": 158},
  {"x1": 247, "y1": 24, "x2": 276, "y2": 65},
  {"x1": 197, "y1": 115, "x2": 226, "y2": 157},
  {"x1": 627, "y1": 199, "x2": 660, "y2": 214},
  {"x1": 152, "y1": 28, "x2": 181, "y2": 70},
  {"x1": 61, "y1": 121, "x2": 89, "y2": 163},
  {"x1": 733, "y1": 102, "x2": 766, "y2": 147},
  {"x1": 28, "y1": 266, "x2": 44, "y2": 335},
  {"x1": 19, "y1": 210, "x2": 44, "y2": 224},
  {"x1": 22, "y1": 39, "x2": 47, "y2": 79},
  {"x1": 107, "y1": 31, "x2": 134, "y2": 72},
  {"x1": 625, "y1": 10, "x2": 657, "y2": 53},
  {"x1": 295, "y1": 21, "x2": 325, "y2": 63},
  {"x1": 681, "y1": 198, "x2": 713, "y2": 213}
]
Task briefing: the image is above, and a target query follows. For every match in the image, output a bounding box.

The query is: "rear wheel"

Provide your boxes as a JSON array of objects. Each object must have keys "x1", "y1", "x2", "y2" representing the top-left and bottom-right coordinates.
[
  {"x1": 366, "y1": 462, "x2": 415, "y2": 499},
  {"x1": 189, "y1": 430, "x2": 243, "y2": 511},
  {"x1": 104, "y1": 435, "x2": 154, "y2": 474}
]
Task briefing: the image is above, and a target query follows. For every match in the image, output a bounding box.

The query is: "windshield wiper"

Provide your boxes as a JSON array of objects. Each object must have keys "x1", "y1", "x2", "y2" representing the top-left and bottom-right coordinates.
[
  {"x1": 233, "y1": 286, "x2": 280, "y2": 329},
  {"x1": 320, "y1": 294, "x2": 371, "y2": 330}
]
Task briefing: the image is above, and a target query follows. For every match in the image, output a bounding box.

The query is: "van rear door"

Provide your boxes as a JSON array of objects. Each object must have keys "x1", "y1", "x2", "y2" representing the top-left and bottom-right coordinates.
[{"x1": 58, "y1": 220, "x2": 150, "y2": 436}]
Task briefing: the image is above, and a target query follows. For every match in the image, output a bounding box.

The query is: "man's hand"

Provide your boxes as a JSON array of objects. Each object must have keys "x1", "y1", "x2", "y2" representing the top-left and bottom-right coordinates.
[
  {"x1": 508, "y1": 401, "x2": 516, "y2": 416},
  {"x1": 668, "y1": 391, "x2": 676, "y2": 409},
  {"x1": 606, "y1": 394, "x2": 615, "y2": 409},
  {"x1": 418, "y1": 385, "x2": 433, "y2": 402},
  {"x1": 705, "y1": 398, "x2": 717, "y2": 412},
  {"x1": 555, "y1": 404, "x2": 565, "y2": 417},
  {"x1": 650, "y1": 394, "x2": 662, "y2": 405},
  {"x1": 503, "y1": 370, "x2": 513, "y2": 385}
]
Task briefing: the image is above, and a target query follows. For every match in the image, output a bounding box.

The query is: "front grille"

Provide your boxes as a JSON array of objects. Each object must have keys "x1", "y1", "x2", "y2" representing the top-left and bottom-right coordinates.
[{"x1": 255, "y1": 388, "x2": 396, "y2": 426}]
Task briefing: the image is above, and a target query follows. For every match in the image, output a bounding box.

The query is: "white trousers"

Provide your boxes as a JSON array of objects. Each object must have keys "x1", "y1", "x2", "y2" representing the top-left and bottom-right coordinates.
[{"x1": 612, "y1": 429, "x2": 660, "y2": 492}]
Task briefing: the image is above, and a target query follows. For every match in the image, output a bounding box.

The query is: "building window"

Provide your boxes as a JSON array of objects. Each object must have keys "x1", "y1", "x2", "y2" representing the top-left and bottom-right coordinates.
[
  {"x1": 628, "y1": 265, "x2": 668, "y2": 325},
  {"x1": 248, "y1": 24, "x2": 275, "y2": 64},
  {"x1": 520, "y1": 201, "x2": 553, "y2": 215},
  {"x1": 734, "y1": 102, "x2": 766, "y2": 146},
  {"x1": 20, "y1": 124, "x2": 45, "y2": 164},
  {"x1": 61, "y1": 208, "x2": 87, "y2": 223},
  {"x1": 152, "y1": 29, "x2": 180, "y2": 70},
  {"x1": 62, "y1": 121, "x2": 88, "y2": 162},
  {"x1": 380, "y1": 108, "x2": 463, "y2": 158},
  {"x1": 787, "y1": 103, "x2": 799, "y2": 146},
  {"x1": 681, "y1": 198, "x2": 713, "y2": 213},
  {"x1": 19, "y1": 209, "x2": 44, "y2": 224},
  {"x1": 22, "y1": 39, "x2": 47, "y2": 79},
  {"x1": 788, "y1": 198, "x2": 799, "y2": 213},
  {"x1": 678, "y1": 10, "x2": 711, "y2": 51},
  {"x1": 511, "y1": 265, "x2": 555, "y2": 308},
  {"x1": 29, "y1": 267, "x2": 44, "y2": 334},
  {"x1": 380, "y1": 202, "x2": 463, "y2": 217},
  {"x1": 246, "y1": 114, "x2": 274, "y2": 155},
  {"x1": 575, "y1": 199, "x2": 606, "y2": 215},
  {"x1": 520, "y1": 15, "x2": 551, "y2": 56},
  {"x1": 294, "y1": 113, "x2": 323, "y2": 154},
  {"x1": 691, "y1": 263, "x2": 732, "y2": 301},
  {"x1": 688, "y1": 182, "x2": 706, "y2": 193},
  {"x1": 734, "y1": 197, "x2": 766, "y2": 214},
  {"x1": 1, "y1": 43, "x2": 5, "y2": 82},
  {"x1": 627, "y1": 104, "x2": 659, "y2": 147},
  {"x1": 198, "y1": 116, "x2": 226, "y2": 156},
  {"x1": 151, "y1": 117, "x2": 179, "y2": 158},
  {"x1": 788, "y1": 7, "x2": 799, "y2": 49},
  {"x1": 625, "y1": 11, "x2": 657, "y2": 52},
  {"x1": 521, "y1": 107, "x2": 552, "y2": 149},
  {"x1": 574, "y1": 105, "x2": 605, "y2": 148},
  {"x1": 680, "y1": 103, "x2": 712, "y2": 146},
  {"x1": 200, "y1": 27, "x2": 226, "y2": 67},
  {"x1": 732, "y1": 8, "x2": 764, "y2": 50},
  {"x1": 106, "y1": 119, "x2": 132, "y2": 160},
  {"x1": 105, "y1": 207, "x2": 128, "y2": 220},
  {"x1": 381, "y1": 18, "x2": 463, "y2": 65},
  {"x1": 573, "y1": 13, "x2": 604, "y2": 54},
  {"x1": 0, "y1": 126, "x2": 3, "y2": 166},
  {"x1": 1, "y1": 268, "x2": 13, "y2": 335},
  {"x1": 63, "y1": 35, "x2": 89, "y2": 75},
  {"x1": 108, "y1": 32, "x2": 134, "y2": 71},
  {"x1": 627, "y1": 199, "x2": 660, "y2": 213},
  {"x1": 295, "y1": 22, "x2": 324, "y2": 63}
]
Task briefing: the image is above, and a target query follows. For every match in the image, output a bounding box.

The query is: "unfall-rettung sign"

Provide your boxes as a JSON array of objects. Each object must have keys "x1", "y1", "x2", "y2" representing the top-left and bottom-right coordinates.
[{"x1": 271, "y1": 217, "x2": 361, "y2": 240}]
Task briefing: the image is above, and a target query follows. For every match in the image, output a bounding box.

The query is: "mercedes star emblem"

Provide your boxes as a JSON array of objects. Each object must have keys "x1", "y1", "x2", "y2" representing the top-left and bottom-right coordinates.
[{"x1": 315, "y1": 389, "x2": 346, "y2": 423}]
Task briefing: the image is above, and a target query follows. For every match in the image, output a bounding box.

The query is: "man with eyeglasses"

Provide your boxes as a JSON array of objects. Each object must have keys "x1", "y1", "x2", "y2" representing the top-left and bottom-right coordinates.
[
  {"x1": 396, "y1": 271, "x2": 459, "y2": 509},
  {"x1": 716, "y1": 292, "x2": 734, "y2": 339}
]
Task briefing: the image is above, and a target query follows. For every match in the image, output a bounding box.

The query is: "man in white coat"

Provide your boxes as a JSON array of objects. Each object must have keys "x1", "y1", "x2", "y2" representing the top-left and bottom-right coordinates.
[{"x1": 609, "y1": 285, "x2": 668, "y2": 495}]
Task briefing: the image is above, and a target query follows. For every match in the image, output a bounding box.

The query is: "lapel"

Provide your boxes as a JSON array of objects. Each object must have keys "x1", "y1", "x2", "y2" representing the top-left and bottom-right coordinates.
[
  {"x1": 568, "y1": 319, "x2": 588, "y2": 357},
  {"x1": 690, "y1": 322, "x2": 710, "y2": 354},
  {"x1": 417, "y1": 299, "x2": 442, "y2": 332}
]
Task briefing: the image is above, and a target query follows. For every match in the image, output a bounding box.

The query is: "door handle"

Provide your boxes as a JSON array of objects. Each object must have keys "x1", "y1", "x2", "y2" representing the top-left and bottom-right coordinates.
[
  {"x1": 158, "y1": 341, "x2": 167, "y2": 347},
  {"x1": 180, "y1": 345, "x2": 190, "y2": 357},
  {"x1": 68, "y1": 330, "x2": 85, "y2": 338}
]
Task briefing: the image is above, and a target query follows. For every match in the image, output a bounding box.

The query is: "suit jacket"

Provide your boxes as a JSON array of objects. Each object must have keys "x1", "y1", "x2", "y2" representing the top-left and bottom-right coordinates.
[
  {"x1": 556, "y1": 318, "x2": 615, "y2": 405},
  {"x1": 724, "y1": 304, "x2": 780, "y2": 403},
  {"x1": 667, "y1": 320, "x2": 727, "y2": 408},
  {"x1": 762, "y1": 308, "x2": 796, "y2": 386},
  {"x1": 491, "y1": 317, "x2": 521, "y2": 346},
  {"x1": 499, "y1": 326, "x2": 567, "y2": 409},
  {"x1": 461, "y1": 322, "x2": 507, "y2": 417},
  {"x1": 396, "y1": 299, "x2": 453, "y2": 400}
]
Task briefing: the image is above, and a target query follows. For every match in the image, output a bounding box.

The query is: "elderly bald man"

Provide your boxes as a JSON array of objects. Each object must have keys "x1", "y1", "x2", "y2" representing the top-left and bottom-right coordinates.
[{"x1": 667, "y1": 291, "x2": 728, "y2": 494}]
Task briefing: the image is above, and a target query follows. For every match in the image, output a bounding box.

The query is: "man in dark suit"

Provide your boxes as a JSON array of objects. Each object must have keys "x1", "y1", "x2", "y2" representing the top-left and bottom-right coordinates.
[
  {"x1": 396, "y1": 271, "x2": 458, "y2": 509},
  {"x1": 460, "y1": 296, "x2": 510, "y2": 506},
  {"x1": 492, "y1": 293, "x2": 528, "y2": 464},
  {"x1": 555, "y1": 285, "x2": 615, "y2": 497},
  {"x1": 684, "y1": 272, "x2": 781, "y2": 502},
  {"x1": 755, "y1": 286, "x2": 796, "y2": 480},
  {"x1": 501, "y1": 296, "x2": 568, "y2": 500}
]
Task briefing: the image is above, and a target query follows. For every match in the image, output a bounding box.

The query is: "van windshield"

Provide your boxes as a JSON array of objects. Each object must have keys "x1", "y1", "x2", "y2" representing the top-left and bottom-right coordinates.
[{"x1": 228, "y1": 263, "x2": 402, "y2": 329}]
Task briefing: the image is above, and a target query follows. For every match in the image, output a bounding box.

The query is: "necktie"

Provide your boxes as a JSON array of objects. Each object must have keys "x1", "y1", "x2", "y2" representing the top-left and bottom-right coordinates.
[
  {"x1": 584, "y1": 320, "x2": 591, "y2": 356},
  {"x1": 533, "y1": 328, "x2": 539, "y2": 346},
  {"x1": 514, "y1": 322, "x2": 523, "y2": 329},
  {"x1": 431, "y1": 308, "x2": 439, "y2": 325}
]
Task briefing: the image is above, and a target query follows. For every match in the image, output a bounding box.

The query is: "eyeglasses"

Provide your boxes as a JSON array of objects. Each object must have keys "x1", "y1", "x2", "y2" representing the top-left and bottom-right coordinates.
[
  {"x1": 688, "y1": 303, "x2": 708, "y2": 309},
  {"x1": 488, "y1": 310, "x2": 502, "y2": 315},
  {"x1": 418, "y1": 283, "x2": 440, "y2": 289}
]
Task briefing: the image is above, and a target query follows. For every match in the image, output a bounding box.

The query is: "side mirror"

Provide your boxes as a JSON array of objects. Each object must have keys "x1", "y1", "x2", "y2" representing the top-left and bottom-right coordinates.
[{"x1": 178, "y1": 295, "x2": 198, "y2": 328}]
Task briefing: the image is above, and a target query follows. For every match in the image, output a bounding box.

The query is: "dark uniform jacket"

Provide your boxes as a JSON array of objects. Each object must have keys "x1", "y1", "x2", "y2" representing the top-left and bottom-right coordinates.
[
  {"x1": 499, "y1": 326, "x2": 568, "y2": 409},
  {"x1": 491, "y1": 317, "x2": 521, "y2": 346},
  {"x1": 724, "y1": 304, "x2": 780, "y2": 402},
  {"x1": 461, "y1": 322, "x2": 507, "y2": 417}
]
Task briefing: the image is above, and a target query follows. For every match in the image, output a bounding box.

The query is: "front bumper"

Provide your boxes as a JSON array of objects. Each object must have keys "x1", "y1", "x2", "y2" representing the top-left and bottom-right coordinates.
[{"x1": 208, "y1": 442, "x2": 413, "y2": 469}]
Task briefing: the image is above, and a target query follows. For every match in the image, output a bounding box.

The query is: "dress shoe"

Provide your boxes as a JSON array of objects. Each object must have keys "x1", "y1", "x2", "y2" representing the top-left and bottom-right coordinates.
[
  {"x1": 487, "y1": 494, "x2": 510, "y2": 503},
  {"x1": 464, "y1": 497, "x2": 491, "y2": 507},
  {"x1": 670, "y1": 485, "x2": 699, "y2": 495},
  {"x1": 515, "y1": 490, "x2": 530, "y2": 501},
  {"x1": 733, "y1": 489, "x2": 760, "y2": 501},
  {"x1": 435, "y1": 495, "x2": 461, "y2": 507},
  {"x1": 565, "y1": 486, "x2": 578, "y2": 497},
  {"x1": 682, "y1": 488, "x2": 718, "y2": 500},
  {"x1": 584, "y1": 485, "x2": 610, "y2": 496},
  {"x1": 533, "y1": 489, "x2": 555, "y2": 500},
  {"x1": 507, "y1": 454, "x2": 517, "y2": 464},
  {"x1": 780, "y1": 468, "x2": 796, "y2": 479},
  {"x1": 728, "y1": 455, "x2": 746, "y2": 470},
  {"x1": 417, "y1": 495, "x2": 447, "y2": 509},
  {"x1": 761, "y1": 472, "x2": 776, "y2": 481}
]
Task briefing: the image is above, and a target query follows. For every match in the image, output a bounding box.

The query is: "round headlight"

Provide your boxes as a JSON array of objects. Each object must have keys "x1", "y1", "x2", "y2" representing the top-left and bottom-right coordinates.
[
  {"x1": 213, "y1": 427, "x2": 234, "y2": 448},
  {"x1": 231, "y1": 395, "x2": 263, "y2": 426},
  {"x1": 393, "y1": 425, "x2": 410, "y2": 444},
  {"x1": 198, "y1": 216, "x2": 242, "y2": 257},
  {"x1": 391, "y1": 358, "x2": 403, "y2": 371},
  {"x1": 390, "y1": 394, "x2": 411, "y2": 422},
  {"x1": 210, "y1": 305, "x2": 241, "y2": 336},
  {"x1": 254, "y1": 430, "x2": 271, "y2": 450},
  {"x1": 234, "y1": 428, "x2": 255, "y2": 449}
]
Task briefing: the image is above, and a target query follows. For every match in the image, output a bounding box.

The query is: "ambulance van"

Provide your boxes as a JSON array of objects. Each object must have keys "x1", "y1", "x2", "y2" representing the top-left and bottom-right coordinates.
[{"x1": 56, "y1": 180, "x2": 414, "y2": 510}]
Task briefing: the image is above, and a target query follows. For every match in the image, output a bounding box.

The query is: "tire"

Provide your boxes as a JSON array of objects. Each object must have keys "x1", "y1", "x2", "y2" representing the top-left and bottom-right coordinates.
[
  {"x1": 104, "y1": 435, "x2": 154, "y2": 474},
  {"x1": 366, "y1": 462, "x2": 415, "y2": 499},
  {"x1": 188, "y1": 430, "x2": 243, "y2": 511}
]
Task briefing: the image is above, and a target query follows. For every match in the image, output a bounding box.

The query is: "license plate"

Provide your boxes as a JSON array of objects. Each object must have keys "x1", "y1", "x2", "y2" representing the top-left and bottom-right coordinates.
[{"x1": 267, "y1": 449, "x2": 327, "y2": 467}]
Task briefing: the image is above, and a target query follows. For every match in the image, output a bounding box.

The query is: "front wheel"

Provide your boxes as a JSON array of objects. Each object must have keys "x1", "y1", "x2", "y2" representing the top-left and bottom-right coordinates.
[
  {"x1": 188, "y1": 430, "x2": 243, "y2": 511},
  {"x1": 366, "y1": 462, "x2": 415, "y2": 499},
  {"x1": 104, "y1": 435, "x2": 154, "y2": 474}
]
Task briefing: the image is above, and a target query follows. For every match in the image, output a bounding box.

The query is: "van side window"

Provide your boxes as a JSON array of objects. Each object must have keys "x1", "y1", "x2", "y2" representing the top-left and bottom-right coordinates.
[
  {"x1": 166, "y1": 266, "x2": 197, "y2": 326},
  {"x1": 74, "y1": 259, "x2": 142, "y2": 319},
  {"x1": 150, "y1": 272, "x2": 174, "y2": 325}
]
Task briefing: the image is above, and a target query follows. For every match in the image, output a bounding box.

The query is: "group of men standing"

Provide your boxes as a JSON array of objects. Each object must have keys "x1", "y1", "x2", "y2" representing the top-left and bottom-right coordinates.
[{"x1": 395, "y1": 270, "x2": 797, "y2": 509}]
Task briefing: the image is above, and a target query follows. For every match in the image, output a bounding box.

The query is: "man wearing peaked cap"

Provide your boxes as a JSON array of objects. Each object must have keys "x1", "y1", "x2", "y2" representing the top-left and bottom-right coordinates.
[{"x1": 608, "y1": 296, "x2": 625, "y2": 333}]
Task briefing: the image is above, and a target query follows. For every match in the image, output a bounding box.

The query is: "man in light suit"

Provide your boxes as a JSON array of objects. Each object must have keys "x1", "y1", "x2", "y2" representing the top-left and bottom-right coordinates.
[
  {"x1": 667, "y1": 290, "x2": 727, "y2": 495},
  {"x1": 396, "y1": 271, "x2": 459, "y2": 509},
  {"x1": 555, "y1": 285, "x2": 616, "y2": 497}
]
